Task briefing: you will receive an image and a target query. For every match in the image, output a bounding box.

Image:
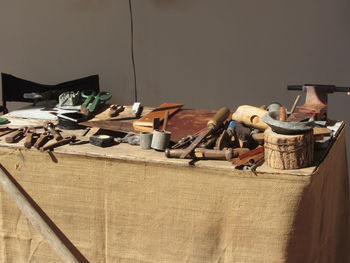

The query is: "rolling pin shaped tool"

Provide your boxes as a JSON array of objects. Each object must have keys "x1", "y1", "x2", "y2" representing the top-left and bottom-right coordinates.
[{"x1": 179, "y1": 107, "x2": 230, "y2": 158}]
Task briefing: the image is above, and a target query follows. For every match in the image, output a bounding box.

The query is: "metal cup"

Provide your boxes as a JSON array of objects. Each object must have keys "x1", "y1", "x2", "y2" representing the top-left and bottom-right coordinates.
[
  {"x1": 151, "y1": 130, "x2": 171, "y2": 151},
  {"x1": 140, "y1": 131, "x2": 153, "y2": 149}
]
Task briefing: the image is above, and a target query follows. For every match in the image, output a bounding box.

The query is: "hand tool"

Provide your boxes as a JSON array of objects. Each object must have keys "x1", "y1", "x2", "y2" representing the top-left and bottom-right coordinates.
[
  {"x1": 162, "y1": 110, "x2": 169, "y2": 132},
  {"x1": 40, "y1": 136, "x2": 76, "y2": 151},
  {"x1": 287, "y1": 84, "x2": 350, "y2": 121},
  {"x1": 232, "y1": 105, "x2": 268, "y2": 130},
  {"x1": 171, "y1": 135, "x2": 197, "y2": 149},
  {"x1": 166, "y1": 147, "x2": 249, "y2": 160},
  {"x1": 24, "y1": 127, "x2": 37, "y2": 149},
  {"x1": 45, "y1": 122, "x2": 63, "y2": 141},
  {"x1": 235, "y1": 122, "x2": 251, "y2": 148},
  {"x1": 232, "y1": 146, "x2": 264, "y2": 166},
  {"x1": 108, "y1": 105, "x2": 125, "y2": 118},
  {"x1": 263, "y1": 111, "x2": 315, "y2": 135},
  {"x1": 179, "y1": 107, "x2": 230, "y2": 159},
  {"x1": 290, "y1": 95, "x2": 300, "y2": 114},
  {"x1": 153, "y1": 118, "x2": 160, "y2": 130},
  {"x1": 0, "y1": 128, "x2": 15, "y2": 137},
  {"x1": 89, "y1": 135, "x2": 114, "y2": 147},
  {"x1": 5, "y1": 127, "x2": 27, "y2": 143},
  {"x1": 279, "y1": 106, "x2": 287, "y2": 121},
  {"x1": 34, "y1": 132, "x2": 52, "y2": 149},
  {"x1": 251, "y1": 132, "x2": 264, "y2": 145},
  {"x1": 250, "y1": 157, "x2": 265, "y2": 176},
  {"x1": 133, "y1": 103, "x2": 183, "y2": 131},
  {"x1": 215, "y1": 130, "x2": 230, "y2": 150},
  {"x1": 57, "y1": 112, "x2": 87, "y2": 130},
  {"x1": 81, "y1": 91, "x2": 112, "y2": 114}
]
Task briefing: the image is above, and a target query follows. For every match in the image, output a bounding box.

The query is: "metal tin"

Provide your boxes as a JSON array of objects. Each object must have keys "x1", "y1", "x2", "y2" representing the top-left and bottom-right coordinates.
[
  {"x1": 151, "y1": 130, "x2": 171, "y2": 151},
  {"x1": 140, "y1": 132, "x2": 153, "y2": 149}
]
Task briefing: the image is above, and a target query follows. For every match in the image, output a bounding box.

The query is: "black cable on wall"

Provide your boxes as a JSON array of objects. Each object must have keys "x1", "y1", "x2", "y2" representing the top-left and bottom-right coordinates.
[{"x1": 128, "y1": 0, "x2": 138, "y2": 102}]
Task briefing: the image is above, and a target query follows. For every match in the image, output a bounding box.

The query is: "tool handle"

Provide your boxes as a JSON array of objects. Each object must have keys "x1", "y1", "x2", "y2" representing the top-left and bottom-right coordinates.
[
  {"x1": 5, "y1": 129, "x2": 23, "y2": 143},
  {"x1": 334, "y1": 86, "x2": 350, "y2": 92},
  {"x1": 34, "y1": 133, "x2": 50, "y2": 149},
  {"x1": 41, "y1": 136, "x2": 76, "y2": 151},
  {"x1": 194, "y1": 148, "x2": 233, "y2": 161},
  {"x1": 24, "y1": 133, "x2": 34, "y2": 149},
  {"x1": 287, "y1": 85, "x2": 303, "y2": 91},
  {"x1": 162, "y1": 110, "x2": 169, "y2": 132},
  {"x1": 207, "y1": 107, "x2": 230, "y2": 130},
  {"x1": 46, "y1": 123, "x2": 63, "y2": 141}
]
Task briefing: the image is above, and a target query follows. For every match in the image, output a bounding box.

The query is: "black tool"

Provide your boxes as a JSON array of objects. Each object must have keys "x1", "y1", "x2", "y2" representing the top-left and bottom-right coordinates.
[{"x1": 89, "y1": 135, "x2": 114, "y2": 147}]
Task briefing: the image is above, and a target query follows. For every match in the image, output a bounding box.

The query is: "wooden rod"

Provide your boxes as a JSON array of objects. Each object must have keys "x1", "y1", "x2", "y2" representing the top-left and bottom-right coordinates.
[{"x1": 0, "y1": 163, "x2": 87, "y2": 263}]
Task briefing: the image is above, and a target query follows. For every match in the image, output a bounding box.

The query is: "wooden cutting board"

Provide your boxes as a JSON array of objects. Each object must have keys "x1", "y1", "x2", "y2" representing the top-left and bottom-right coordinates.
[{"x1": 133, "y1": 103, "x2": 184, "y2": 130}]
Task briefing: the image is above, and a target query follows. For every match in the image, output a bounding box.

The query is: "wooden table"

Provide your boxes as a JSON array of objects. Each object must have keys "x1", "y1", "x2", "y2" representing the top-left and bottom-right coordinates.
[{"x1": 0, "y1": 119, "x2": 349, "y2": 262}]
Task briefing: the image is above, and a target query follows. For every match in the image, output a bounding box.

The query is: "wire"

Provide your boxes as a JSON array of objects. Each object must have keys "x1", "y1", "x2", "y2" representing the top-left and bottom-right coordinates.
[{"x1": 128, "y1": 0, "x2": 138, "y2": 102}]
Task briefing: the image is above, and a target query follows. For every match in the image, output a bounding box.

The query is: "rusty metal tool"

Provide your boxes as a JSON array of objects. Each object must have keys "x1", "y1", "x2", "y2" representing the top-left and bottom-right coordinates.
[
  {"x1": 232, "y1": 146, "x2": 264, "y2": 166},
  {"x1": 40, "y1": 136, "x2": 76, "y2": 151},
  {"x1": 0, "y1": 128, "x2": 15, "y2": 137},
  {"x1": 179, "y1": 107, "x2": 230, "y2": 159},
  {"x1": 34, "y1": 132, "x2": 52, "y2": 149},
  {"x1": 287, "y1": 84, "x2": 350, "y2": 121},
  {"x1": 108, "y1": 104, "x2": 125, "y2": 118},
  {"x1": 24, "y1": 127, "x2": 37, "y2": 149},
  {"x1": 5, "y1": 127, "x2": 27, "y2": 143},
  {"x1": 166, "y1": 147, "x2": 249, "y2": 160},
  {"x1": 45, "y1": 122, "x2": 63, "y2": 141}
]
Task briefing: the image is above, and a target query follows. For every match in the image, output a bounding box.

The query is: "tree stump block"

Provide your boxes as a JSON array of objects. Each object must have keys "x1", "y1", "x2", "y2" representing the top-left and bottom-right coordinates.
[{"x1": 264, "y1": 128, "x2": 314, "y2": 169}]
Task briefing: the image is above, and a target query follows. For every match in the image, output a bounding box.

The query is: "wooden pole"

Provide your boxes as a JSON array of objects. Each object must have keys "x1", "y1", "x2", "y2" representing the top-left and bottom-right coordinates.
[{"x1": 0, "y1": 163, "x2": 88, "y2": 263}]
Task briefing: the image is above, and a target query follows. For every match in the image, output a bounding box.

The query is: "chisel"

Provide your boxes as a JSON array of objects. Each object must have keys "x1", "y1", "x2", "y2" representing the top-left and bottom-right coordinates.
[{"x1": 179, "y1": 107, "x2": 230, "y2": 158}]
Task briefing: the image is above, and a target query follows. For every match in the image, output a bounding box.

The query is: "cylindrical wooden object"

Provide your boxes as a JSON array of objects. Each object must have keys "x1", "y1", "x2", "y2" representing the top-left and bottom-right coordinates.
[{"x1": 264, "y1": 128, "x2": 314, "y2": 169}]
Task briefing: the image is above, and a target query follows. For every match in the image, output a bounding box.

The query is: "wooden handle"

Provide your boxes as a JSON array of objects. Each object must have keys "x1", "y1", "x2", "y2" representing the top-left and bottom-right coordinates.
[
  {"x1": 24, "y1": 133, "x2": 34, "y2": 149},
  {"x1": 41, "y1": 136, "x2": 76, "y2": 151},
  {"x1": 46, "y1": 123, "x2": 63, "y2": 141},
  {"x1": 5, "y1": 129, "x2": 23, "y2": 143},
  {"x1": 207, "y1": 107, "x2": 230, "y2": 130},
  {"x1": 162, "y1": 110, "x2": 169, "y2": 132},
  {"x1": 194, "y1": 148, "x2": 233, "y2": 160},
  {"x1": 34, "y1": 133, "x2": 51, "y2": 149},
  {"x1": 279, "y1": 106, "x2": 287, "y2": 122}
]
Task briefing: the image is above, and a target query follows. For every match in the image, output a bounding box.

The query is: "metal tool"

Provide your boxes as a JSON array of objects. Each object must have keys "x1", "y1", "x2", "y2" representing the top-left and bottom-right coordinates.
[
  {"x1": 41, "y1": 136, "x2": 76, "y2": 151},
  {"x1": 24, "y1": 127, "x2": 37, "y2": 149},
  {"x1": 179, "y1": 107, "x2": 230, "y2": 159},
  {"x1": 45, "y1": 122, "x2": 63, "y2": 141},
  {"x1": 34, "y1": 132, "x2": 52, "y2": 149},
  {"x1": 89, "y1": 135, "x2": 114, "y2": 147},
  {"x1": 5, "y1": 128, "x2": 27, "y2": 143},
  {"x1": 0, "y1": 128, "x2": 15, "y2": 137},
  {"x1": 81, "y1": 90, "x2": 112, "y2": 113},
  {"x1": 287, "y1": 84, "x2": 350, "y2": 121},
  {"x1": 263, "y1": 111, "x2": 315, "y2": 135},
  {"x1": 232, "y1": 146, "x2": 264, "y2": 166},
  {"x1": 108, "y1": 105, "x2": 125, "y2": 118}
]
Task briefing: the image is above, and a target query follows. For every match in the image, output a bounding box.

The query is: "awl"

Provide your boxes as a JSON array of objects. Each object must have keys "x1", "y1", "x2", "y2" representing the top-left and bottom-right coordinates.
[{"x1": 179, "y1": 107, "x2": 230, "y2": 158}]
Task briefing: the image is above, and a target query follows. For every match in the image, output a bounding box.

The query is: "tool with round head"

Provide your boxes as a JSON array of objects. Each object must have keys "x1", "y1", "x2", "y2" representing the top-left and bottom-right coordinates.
[{"x1": 179, "y1": 107, "x2": 230, "y2": 159}]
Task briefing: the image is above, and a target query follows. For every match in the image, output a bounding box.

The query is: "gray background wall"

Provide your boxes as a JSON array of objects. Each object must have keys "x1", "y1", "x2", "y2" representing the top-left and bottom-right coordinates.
[{"x1": 1, "y1": 0, "x2": 349, "y2": 166}]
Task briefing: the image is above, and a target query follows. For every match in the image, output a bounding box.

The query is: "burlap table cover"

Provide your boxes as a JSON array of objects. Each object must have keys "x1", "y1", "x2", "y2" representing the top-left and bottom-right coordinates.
[{"x1": 0, "y1": 127, "x2": 349, "y2": 262}]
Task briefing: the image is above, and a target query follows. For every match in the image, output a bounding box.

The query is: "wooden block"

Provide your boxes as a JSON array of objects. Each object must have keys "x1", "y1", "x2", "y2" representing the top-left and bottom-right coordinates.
[
  {"x1": 133, "y1": 103, "x2": 184, "y2": 129},
  {"x1": 264, "y1": 128, "x2": 313, "y2": 170}
]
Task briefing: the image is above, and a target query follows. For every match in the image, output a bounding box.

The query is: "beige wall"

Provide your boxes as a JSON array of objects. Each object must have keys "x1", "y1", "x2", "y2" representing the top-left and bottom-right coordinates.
[{"x1": 1, "y1": 0, "x2": 350, "y2": 164}]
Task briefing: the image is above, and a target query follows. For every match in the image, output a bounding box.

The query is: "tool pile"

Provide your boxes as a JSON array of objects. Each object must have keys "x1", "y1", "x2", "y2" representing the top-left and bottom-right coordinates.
[{"x1": 0, "y1": 83, "x2": 347, "y2": 171}]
